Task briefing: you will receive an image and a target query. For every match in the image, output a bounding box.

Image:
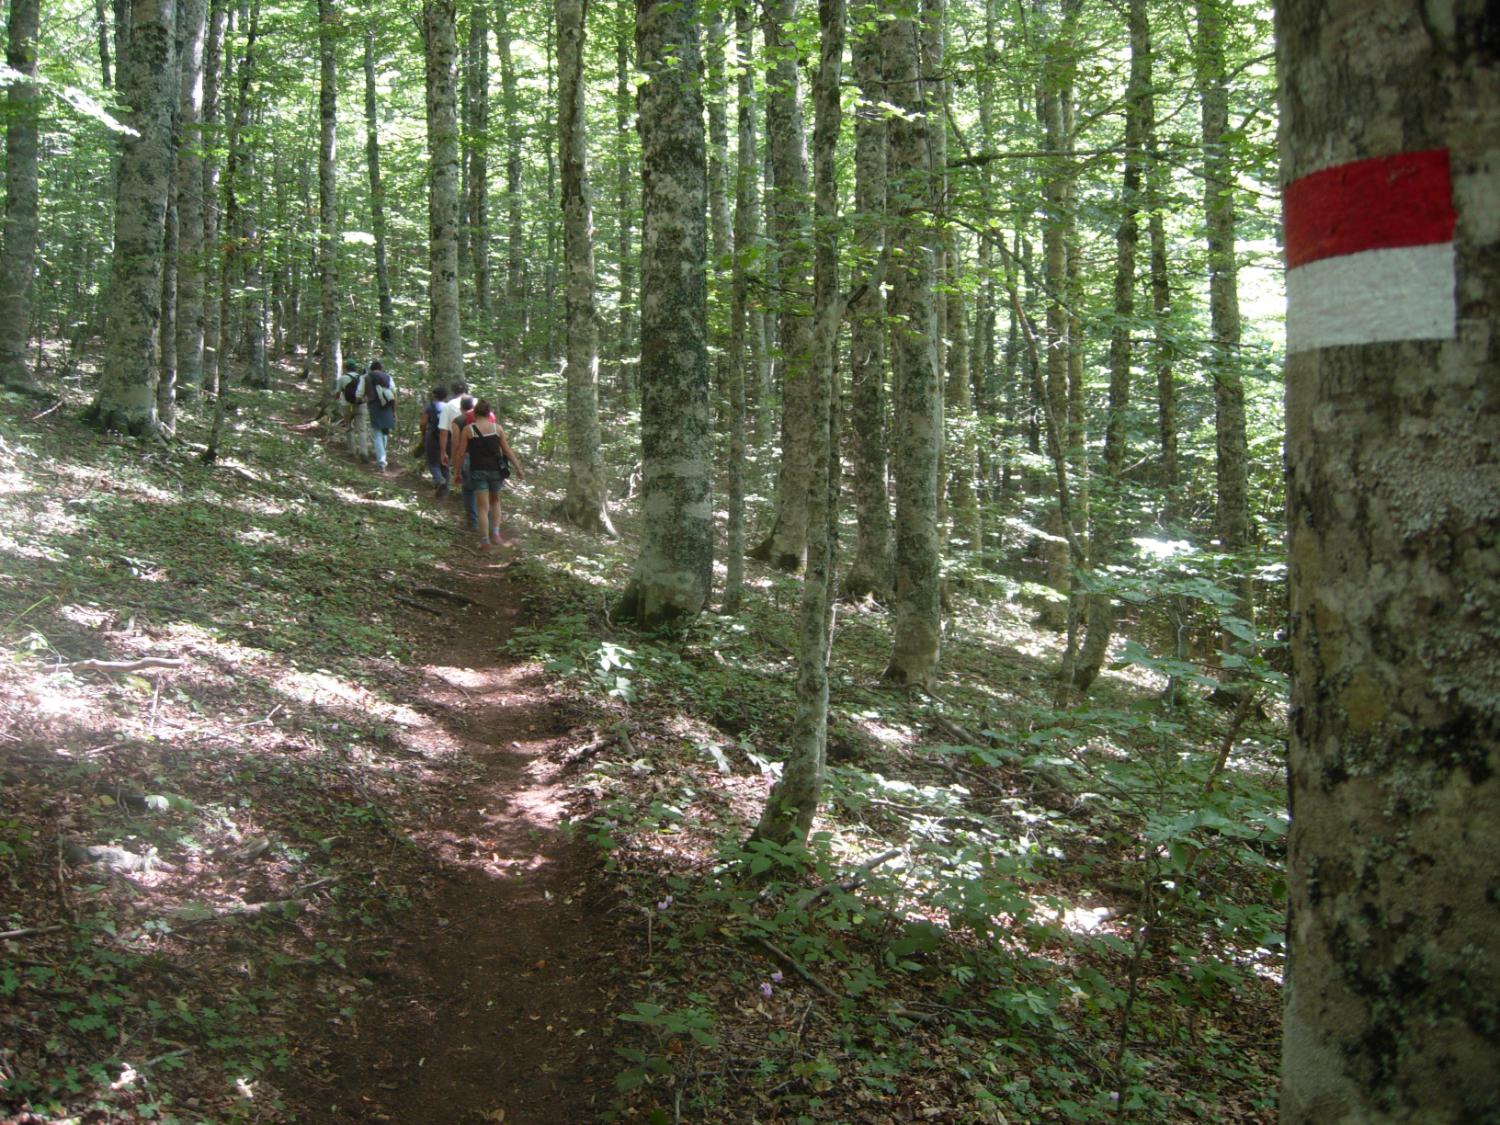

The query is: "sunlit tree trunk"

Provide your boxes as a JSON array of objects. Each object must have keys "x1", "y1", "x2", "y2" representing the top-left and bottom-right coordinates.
[
  {"x1": 841, "y1": 6, "x2": 891, "y2": 602},
  {"x1": 1279, "y1": 3, "x2": 1500, "y2": 1119},
  {"x1": 880, "y1": 0, "x2": 940, "y2": 688},
  {"x1": 318, "y1": 0, "x2": 341, "y2": 394},
  {"x1": 425, "y1": 0, "x2": 463, "y2": 386},
  {"x1": 616, "y1": 0, "x2": 711, "y2": 626},
  {"x1": 558, "y1": 0, "x2": 614, "y2": 534},
  {"x1": 753, "y1": 0, "x2": 843, "y2": 848},
  {"x1": 0, "y1": 0, "x2": 42, "y2": 394},
  {"x1": 1075, "y1": 0, "x2": 1149, "y2": 693},
  {"x1": 364, "y1": 25, "x2": 393, "y2": 351},
  {"x1": 172, "y1": 0, "x2": 207, "y2": 403},
  {"x1": 94, "y1": 0, "x2": 177, "y2": 436},
  {"x1": 747, "y1": 0, "x2": 815, "y2": 573}
]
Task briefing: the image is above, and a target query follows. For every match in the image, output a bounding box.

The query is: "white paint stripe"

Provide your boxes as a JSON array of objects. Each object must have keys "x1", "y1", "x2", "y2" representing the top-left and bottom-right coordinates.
[{"x1": 1285, "y1": 242, "x2": 1456, "y2": 354}]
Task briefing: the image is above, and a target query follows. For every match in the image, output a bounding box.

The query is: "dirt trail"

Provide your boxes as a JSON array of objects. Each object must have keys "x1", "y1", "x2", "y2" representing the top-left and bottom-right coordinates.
[{"x1": 287, "y1": 537, "x2": 624, "y2": 1123}]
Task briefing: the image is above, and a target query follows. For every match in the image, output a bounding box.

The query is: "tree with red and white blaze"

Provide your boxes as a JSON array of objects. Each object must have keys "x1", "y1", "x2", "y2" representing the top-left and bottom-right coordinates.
[{"x1": 1277, "y1": 3, "x2": 1500, "y2": 1121}]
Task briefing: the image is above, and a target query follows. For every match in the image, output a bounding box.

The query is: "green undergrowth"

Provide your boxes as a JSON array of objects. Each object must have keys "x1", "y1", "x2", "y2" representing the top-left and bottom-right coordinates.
[
  {"x1": 0, "y1": 377, "x2": 476, "y2": 1121},
  {"x1": 505, "y1": 522, "x2": 1286, "y2": 1121}
]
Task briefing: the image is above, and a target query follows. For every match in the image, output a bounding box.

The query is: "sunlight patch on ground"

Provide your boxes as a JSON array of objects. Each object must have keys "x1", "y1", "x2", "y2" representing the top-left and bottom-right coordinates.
[{"x1": 425, "y1": 663, "x2": 531, "y2": 694}]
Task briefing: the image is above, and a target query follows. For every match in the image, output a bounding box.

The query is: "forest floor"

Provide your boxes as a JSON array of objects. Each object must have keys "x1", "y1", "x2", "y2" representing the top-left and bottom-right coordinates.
[{"x1": 1, "y1": 363, "x2": 1284, "y2": 1123}]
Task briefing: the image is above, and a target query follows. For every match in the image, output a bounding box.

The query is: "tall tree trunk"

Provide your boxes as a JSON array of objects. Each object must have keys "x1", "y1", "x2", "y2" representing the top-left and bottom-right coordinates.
[
  {"x1": 616, "y1": 0, "x2": 711, "y2": 626},
  {"x1": 498, "y1": 0, "x2": 524, "y2": 364},
  {"x1": 543, "y1": 21, "x2": 558, "y2": 361},
  {"x1": 1196, "y1": 0, "x2": 1252, "y2": 657},
  {"x1": 558, "y1": 0, "x2": 614, "y2": 534},
  {"x1": 1037, "y1": 36, "x2": 1076, "y2": 636},
  {"x1": 425, "y1": 0, "x2": 463, "y2": 387},
  {"x1": 200, "y1": 0, "x2": 225, "y2": 397},
  {"x1": 748, "y1": 0, "x2": 815, "y2": 573},
  {"x1": 613, "y1": 0, "x2": 636, "y2": 398},
  {"x1": 467, "y1": 2, "x2": 490, "y2": 338},
  {"x1": 879, "y1": 0, "x2": 941, "y2": 688},
  {"x1": 93, "y1": 0, "x2": 177, "y2": 436},
  {"x1": 1074, "y1": 0, "x2": 1149, "y2": 693},
  {"x1": 705, "y1": 9, "x2": 732, "y2": 421},
  {"x1": 753, "y1": 0, "x2": 844, "y2": 849},
  {"x1": 1278, "y1": 3, "x2": 1500, "y2": 1120},
  {"x1": 841, "y1": 5, "x2": 892, "y2": 602},
  {"x1": 96, "y1": 0, "x2": 113, "y2": 86},
  {"x1": 1147, "y1": 69, "x2": 1176, "y2": 518},
  {"x1": 0, "y1": 0, "x2": 42, "y2": 394},
  {"x1": 722, "y1": 0, "x2": 757, "y2": 613},
  {"x1": 172, "y1": 0, "x2": 207, "y2": 403},
  {"x1": 318, "y1": 0, "x2": 341, "y2": 394},
  {"x1": 158, "y1": 149, "x2": 178, "y2": 426},
  {"x1": 364, "y1": 25, "x2": 394, "y2": 351}
]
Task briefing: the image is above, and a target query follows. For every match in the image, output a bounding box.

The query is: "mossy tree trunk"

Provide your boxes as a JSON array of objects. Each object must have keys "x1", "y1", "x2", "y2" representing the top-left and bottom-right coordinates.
[
  {"x1": 0, "y1": 0, "x2": 42, "y2": 395},
  {"x1": 879, "y1": 0, "x2": 941, "y2": 688},
  {"x1": 317, "y1": 0, "x2": 341, "y2": 394},
  {"x1": 753, "y1": 0, "x2": 844, "y2": 849},
  {"x1": 94, "y1": 0, "x2": 177, "y2": 437},
  {"x1": 1279, "y1": 3, "x2": 1500, "y2": 1120},
  {"x1": 747, "y1": 0, "x2": 816, "y2": 574},
  {"x1": 425, "y1": 0, "x2": 463, "y2": 389},
  {"x1": 615, "y1": 0, "x2": 712, "y2": 627},
  {"x1": 558, "y1": 0, "x2": 614, "y2": 534},
  {"x1": 840, "y1": 4, "x2": 892, "y2": 603}
]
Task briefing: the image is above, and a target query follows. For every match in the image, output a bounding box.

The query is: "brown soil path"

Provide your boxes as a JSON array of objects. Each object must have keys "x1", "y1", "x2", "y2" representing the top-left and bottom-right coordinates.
[{"x1": 285, "y1": 527, "x2": 626, "y2": 1123}]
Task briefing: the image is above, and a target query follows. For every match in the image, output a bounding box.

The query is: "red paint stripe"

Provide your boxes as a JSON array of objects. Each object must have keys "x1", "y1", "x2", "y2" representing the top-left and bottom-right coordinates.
[{"x1": 1284, "y1": 149, "x2": 1455, "y2": 269}]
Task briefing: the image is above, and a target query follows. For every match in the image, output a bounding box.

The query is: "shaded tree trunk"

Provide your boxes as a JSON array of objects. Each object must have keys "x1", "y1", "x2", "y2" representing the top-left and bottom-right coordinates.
[
  {"x1": 425, "y1": 0, "x2": 463, "y2": 386},
  {"x1": 93, "y1": 0, "x2": 177, "y2": 436},
  {"x1": 1196, "y1": 0, "x2": 1251, "y2": 653},
  {"x1": 747, "y1": 0, "x2": 816, "y2": 573},
  {"x1": 879, "y1": 0, "x2": 941, "y2": 688},
  {"x1": 200, "y1": 0, "x2": 226, "y2": 397},
  {"x1": 753, "y1": 0, "x2": 844, "y2": 848},
  {"x1": 0, "y1": 0, "x2": 42, "y2": 394},
  {"x1": 615, "y1": 0, "x2": 712, "y2": 626},
  {"x1": 1278, "y1": 3, "x2": 1500, "y2": 1119},
  {"x1": 840, "y1": 6, "x2": 892, "y2": 602},
  {"x1": 466, "y1": 2, "x2": 490, "y2": 337},
  {"x1": 557, "y1": 0, "x2": 614, "y2": 534},
  {"x1": 497, "y1": 0, "x2": 524, "y2": 363},
  {"x1": 1075, "y1": 0, "x2": 1149, "y2": 693},
  {"x1": 318, "y1": 0, "x2": 341, "y2": 393},
  {"x1": 722, "y1": 0, "x2": 757, "y2": 613},
  {"x1": 365, "y1": 25, "x2": 393, "y2": 351},
  {"x1": 613, "y1": 0, "x2": 636, "y2": 399},
  {"x1": 172, "y1": 0, "x2": 207, "y2": 403}
]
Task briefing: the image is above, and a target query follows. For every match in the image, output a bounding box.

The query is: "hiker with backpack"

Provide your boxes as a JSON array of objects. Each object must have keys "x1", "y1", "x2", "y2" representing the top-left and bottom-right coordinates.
[
  {"x1": 447, "y1": 397, "x2": 525, "y2": 551},
  {"x1": 338, "y1": 356, "x2": 371, "y2": 460},
  {"x1": 441, "y1": 391, "x2": 480, "y2": 529},
  {"x1": 361, "y1": 359, "x2": 398, "y2": 472},
  {"x1": 420, "y1": 385, "x2": 450, "y2": 495}
]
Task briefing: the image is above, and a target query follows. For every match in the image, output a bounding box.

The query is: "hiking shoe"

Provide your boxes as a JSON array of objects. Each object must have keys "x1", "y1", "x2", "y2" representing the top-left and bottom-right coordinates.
[
  {"x1": 490, "y1": 529, "x2": 502, "y2": 544},
  {"x1": 435, "y1": 482, "x2": 450, "y2": 500},
  {"x1": 478, "y1": 540, "x2": 491, "y2": 553}
]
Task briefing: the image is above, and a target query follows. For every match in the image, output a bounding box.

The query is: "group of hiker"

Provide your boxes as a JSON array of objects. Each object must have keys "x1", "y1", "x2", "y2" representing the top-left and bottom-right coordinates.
[{"x1": 337, "y1": 358, "x2": 526, "y2": 552}]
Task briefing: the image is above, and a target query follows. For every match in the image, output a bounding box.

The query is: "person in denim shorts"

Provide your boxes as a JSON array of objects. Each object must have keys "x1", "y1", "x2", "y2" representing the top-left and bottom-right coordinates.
[{"x1": 448, "y1": 398, "x2": 526, "y2": 551}]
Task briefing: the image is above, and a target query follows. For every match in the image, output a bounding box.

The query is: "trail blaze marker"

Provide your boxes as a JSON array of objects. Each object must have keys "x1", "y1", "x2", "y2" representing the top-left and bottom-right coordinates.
[{"x1": 1283, "y1": 149, "x2": 1458, "y2": 353}]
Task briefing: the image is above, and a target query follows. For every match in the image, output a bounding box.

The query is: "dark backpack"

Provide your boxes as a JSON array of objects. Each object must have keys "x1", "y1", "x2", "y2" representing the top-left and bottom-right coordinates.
[
  {"x1": 340, "y1": 369, "x2": 362, "y2": 404},
  {"x1": 367, "y1": 369, "x2": 394, "y2": 407}
]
